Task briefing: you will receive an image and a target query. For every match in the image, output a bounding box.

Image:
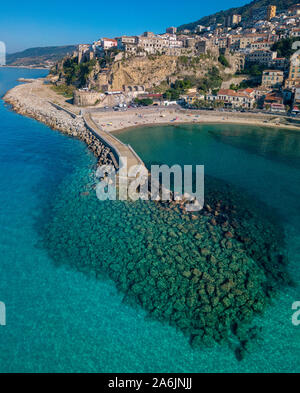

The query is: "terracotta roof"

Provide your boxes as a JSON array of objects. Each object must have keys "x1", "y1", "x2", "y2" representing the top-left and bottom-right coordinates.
[
  {"x1": 102, "y1": 38, "x2": 117, "y2": 42},
  {"x1": 241, "y1": 88, "x2": 255, "y2": 94},
  {"x1": 218, "y1": 89, "x2": 250, "y2": 98},
  {"x1": 264, "y1": 92, "x2": 283, "y2": 102}
]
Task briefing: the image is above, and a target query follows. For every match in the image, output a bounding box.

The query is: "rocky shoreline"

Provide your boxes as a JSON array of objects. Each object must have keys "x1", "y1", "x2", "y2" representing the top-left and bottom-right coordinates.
[{"x1": 3, "y1": 82, "x2": 115, "y2": 167}]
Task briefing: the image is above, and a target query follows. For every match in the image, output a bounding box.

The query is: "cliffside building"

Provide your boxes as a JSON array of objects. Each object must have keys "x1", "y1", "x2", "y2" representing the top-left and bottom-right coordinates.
[
  {"x1": 246, "y1": 50, "x2": 277, "y2": 66},
  {"x1": 267, "y1": 5, "x2": 276, "y2": 21},
  {"x1": 117, "y1": 36, "x2": 138, "y2": 53},
  {"x1": 228, "y1": 33, "x2": 274, "y2": 51},
  {"x1": 101, "y1": 38, "x2": 117, "y2": 50},
  {"x1": 137, "y1": 33, "x2": 182, "y2": 54}
]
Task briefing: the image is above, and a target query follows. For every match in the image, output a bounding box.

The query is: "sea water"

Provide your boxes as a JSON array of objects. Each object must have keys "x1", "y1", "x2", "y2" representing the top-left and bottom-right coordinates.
[{"x1": 0, "y1": 68, "x2": 299, "y2": 372}]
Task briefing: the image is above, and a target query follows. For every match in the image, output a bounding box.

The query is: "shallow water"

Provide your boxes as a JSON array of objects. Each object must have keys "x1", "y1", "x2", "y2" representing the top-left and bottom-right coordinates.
[{"x1": 0, "y1": 68, "x2": 299, "y2": 372}]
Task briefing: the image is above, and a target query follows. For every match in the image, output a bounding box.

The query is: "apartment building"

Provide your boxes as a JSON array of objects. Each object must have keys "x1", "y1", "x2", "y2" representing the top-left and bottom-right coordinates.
[
  {"x1": 137, "y1": 33, "x2": 182, "y2": 54},
  {"x1": 262, "y1": 70, "x2": 284, "y2": 87},
  {"x1": 285, "y1": 52, "x2": 300, "y2": 88},
  {"x1": 271, "y1": 57, "x2": 289, "y2": 70},
  {"x1": 228, "y1": 33, "x2": 271, "y2": 50},
  {"x1": 246, "y1": 50, "x2": 277, "y2": 66},
  {"x1": 117, "y1": 36, "x2": 138, "y2": 53},
  {"x1": 250, "y1": 40, "x2": 273, "y2": 50},
  {"x1": 217, "y1": 89, "x2": 256, "y2": 108}
]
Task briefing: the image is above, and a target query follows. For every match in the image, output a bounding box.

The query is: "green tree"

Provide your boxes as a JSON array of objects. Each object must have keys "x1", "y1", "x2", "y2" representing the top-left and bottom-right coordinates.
[
  {"x1": 163, "y1": 78, "x2": 193, "y2": 100},
  {"x1": 218, "y1": 54, "x2": 230, "y2": 68},
  {"x1": 271, "y1": 38, "x2": 299, "y2": 59},
  {"x1": 240, "y1": 64, "x2": 264, "y2": 77},
  {"x1": 134, "y1": 98, "x2": 154, "y2": 106},
  {"x1": 197, "y1": 67, "x2": 223, "y2": 93},
  {"x1": 230, "y1": 83, "x2": 239, "y2": 91},
  {"x1": 63, "y1": 57, "x2": 96, "y2": 87}
]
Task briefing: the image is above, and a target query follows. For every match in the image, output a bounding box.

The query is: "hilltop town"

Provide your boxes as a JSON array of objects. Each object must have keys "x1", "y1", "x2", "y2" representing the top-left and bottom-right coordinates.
[{"x1": 46, "y1": 3, "x2": 300, "y2": 115}]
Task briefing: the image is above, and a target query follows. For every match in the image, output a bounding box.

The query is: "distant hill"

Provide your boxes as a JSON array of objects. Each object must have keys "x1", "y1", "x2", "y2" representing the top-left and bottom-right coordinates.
[
  {"x1": 6, "y1": 45, "x2": 77, "y2": 67},
  {"x1": 178, "y1": 0, "x2": 299, "y2": 31}
]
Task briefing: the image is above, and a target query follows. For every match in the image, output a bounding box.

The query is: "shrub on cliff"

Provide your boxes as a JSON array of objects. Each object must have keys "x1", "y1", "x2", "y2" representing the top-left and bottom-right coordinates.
[
  {"x1": 63, "y1": 57, "x2": 97, "y2": 87},
  {"x1": 218, "y1": 54, "x2": 230, "y2": 68}
]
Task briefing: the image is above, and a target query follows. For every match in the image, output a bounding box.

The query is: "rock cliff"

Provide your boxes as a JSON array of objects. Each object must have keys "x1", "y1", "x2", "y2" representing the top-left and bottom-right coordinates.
[
  {"x1": 54, "y1": 52, "x2": 227, "y2": 92},
  {"x1": 105, "y1": 54, "x2": 223, "y2": 90}
]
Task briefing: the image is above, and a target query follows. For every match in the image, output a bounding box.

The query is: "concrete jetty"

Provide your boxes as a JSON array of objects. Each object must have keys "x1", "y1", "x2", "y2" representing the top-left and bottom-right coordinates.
[
  {"x1": 3, "y1": 79, "x2": 148, "y2": 177},
  {"x1": 83, "y1": 113, "x2": 146, "y2": 172}
]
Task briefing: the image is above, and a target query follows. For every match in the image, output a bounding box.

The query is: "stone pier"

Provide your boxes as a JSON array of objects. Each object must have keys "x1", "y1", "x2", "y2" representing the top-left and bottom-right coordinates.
[{"x1": 83, "y1": 113, "x2": 146, "y2": 174}]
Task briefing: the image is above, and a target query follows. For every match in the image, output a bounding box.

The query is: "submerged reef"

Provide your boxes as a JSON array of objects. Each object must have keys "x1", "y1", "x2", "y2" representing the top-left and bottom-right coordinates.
[{"x1": 41, "y1": 169, "x2": 291, "y2": 361}]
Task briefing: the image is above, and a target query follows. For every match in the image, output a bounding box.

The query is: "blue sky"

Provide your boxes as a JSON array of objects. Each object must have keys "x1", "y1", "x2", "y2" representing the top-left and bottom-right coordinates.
[{"x1": 1, "y1": 0, "x2": 249, "y2": 53}]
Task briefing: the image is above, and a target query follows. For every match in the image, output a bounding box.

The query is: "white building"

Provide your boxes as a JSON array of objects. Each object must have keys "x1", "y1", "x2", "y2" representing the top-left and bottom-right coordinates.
[
  {"x1": 101, "y1": 38, "x2": 117, "y2": 50},
  {"x1": 117, "y1": 36, "x2": 138, "y2": 53},
  {"x1": 246, "y1": 50, "x2": 277, "y2": 66},
  {"x1": 217, "y1": 89, "x2": 256, "y2": 108}
]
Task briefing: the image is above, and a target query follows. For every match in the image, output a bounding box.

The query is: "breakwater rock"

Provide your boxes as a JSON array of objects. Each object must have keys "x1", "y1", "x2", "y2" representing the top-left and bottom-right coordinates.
[
  {"x1": 3, "y1": 81, "x2": 114, "y2": 167},
  {"x1": 41, "y1": 167, "x2": 291, "y2": 361}
]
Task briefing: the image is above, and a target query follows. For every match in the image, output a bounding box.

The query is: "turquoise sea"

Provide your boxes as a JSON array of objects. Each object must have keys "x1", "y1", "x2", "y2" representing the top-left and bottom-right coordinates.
[{"x1": 0, "y1": 68, "x2": 299, "y2": 372}]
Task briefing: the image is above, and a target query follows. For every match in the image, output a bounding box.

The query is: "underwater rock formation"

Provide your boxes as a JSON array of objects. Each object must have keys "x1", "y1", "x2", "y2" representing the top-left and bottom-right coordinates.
[{"x1": 41, "y1": 170, "x2": 291, "y2": 361}]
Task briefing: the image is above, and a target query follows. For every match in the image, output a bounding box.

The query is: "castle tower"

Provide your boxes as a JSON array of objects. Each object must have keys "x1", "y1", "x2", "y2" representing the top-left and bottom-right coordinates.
[{"x1": 267, "y1": 5, "x2": 276, "y2": 20}]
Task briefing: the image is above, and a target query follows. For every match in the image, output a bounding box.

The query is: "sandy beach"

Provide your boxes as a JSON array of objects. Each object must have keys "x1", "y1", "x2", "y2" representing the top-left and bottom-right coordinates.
[
  {"x1": 90, "y1": 107, "x2": 300, "y2": 134},
  {"x1": 4, "y1": 78, "x2": 300, "y2": 140}
]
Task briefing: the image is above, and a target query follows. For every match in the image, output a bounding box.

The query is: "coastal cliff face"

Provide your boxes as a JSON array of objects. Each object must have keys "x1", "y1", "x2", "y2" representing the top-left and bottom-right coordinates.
[
  {"x1": 53, "y1": 52, "x2": 225, "y2": 91},
  {"x1": 107, "y1": 54, "x2": 223, "y2": 90},
  {"x1": 97, "y1": 54, "x2": 224, "y2": 91},
  {"x1": 108, "y1": 56, "x2": 178, "y2": 90},
  {"x1": 3, "y1": 81, "x2": 114, "y2": 167}
]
